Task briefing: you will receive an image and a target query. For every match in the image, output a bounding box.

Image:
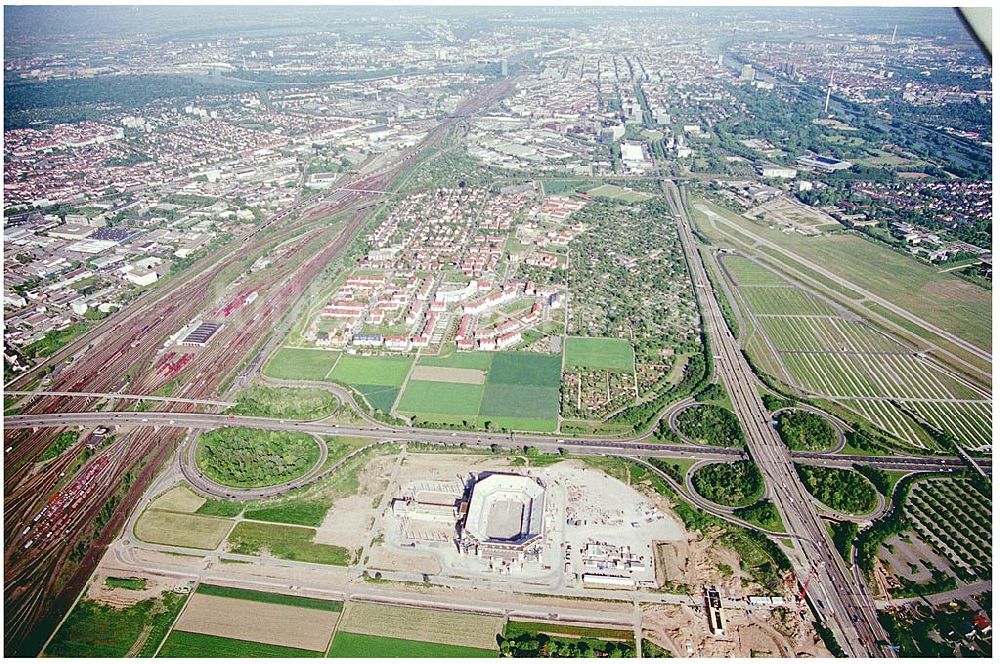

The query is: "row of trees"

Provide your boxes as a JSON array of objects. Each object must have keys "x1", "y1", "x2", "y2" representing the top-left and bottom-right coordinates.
[{"x1": 497, "y1": 632, "x2": 634, "y2": 658}]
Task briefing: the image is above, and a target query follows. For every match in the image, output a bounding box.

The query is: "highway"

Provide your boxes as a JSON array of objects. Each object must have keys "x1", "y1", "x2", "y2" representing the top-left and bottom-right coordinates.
[
  {"x1": 5, "y1": 409, "x2": 980, "y2": 477},
  {"x1": 664, "y1": 180, "x2": 892, "y2": 657}
]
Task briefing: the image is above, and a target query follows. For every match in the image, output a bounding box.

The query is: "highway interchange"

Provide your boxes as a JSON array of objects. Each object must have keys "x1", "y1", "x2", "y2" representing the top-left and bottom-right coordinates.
[
  {"x1": 4, "y1": 75, "x2": 990, "y2": 657},
  {"x1": 665, "y1": 181, "x2": 892, "y2": 657}
]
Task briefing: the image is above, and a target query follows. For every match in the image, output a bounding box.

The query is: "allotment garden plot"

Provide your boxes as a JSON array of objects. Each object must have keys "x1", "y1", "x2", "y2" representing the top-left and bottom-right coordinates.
[{"x1": 722, "y1": 254, "x2": 992, "y2": 451}]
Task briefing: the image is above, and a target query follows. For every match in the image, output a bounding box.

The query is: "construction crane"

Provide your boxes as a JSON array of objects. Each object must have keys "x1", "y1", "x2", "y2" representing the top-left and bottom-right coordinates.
[{"x1": 799, "y1": 566, "x2": 816, "y2": 604}]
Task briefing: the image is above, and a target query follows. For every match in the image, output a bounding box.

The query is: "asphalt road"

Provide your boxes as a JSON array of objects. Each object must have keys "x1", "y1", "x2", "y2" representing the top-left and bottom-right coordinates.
[
  {"x1": 665, "y1": 180, "x2": 892, "y2": 658},
  {"x1": 4, "y1": 409, "x2": 978, "y2": 477}
]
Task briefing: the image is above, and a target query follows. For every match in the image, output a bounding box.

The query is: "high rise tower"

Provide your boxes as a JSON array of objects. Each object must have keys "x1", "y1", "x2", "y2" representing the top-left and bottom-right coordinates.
[{"x1": 824, "y1": 71, "x2": 834, "y2": 114}]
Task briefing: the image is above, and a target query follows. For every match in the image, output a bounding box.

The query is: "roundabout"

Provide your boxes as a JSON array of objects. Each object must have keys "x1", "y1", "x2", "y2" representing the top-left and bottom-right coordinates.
[{"x1": 182, "y1": 428, "x2": 331, "y2": 500}]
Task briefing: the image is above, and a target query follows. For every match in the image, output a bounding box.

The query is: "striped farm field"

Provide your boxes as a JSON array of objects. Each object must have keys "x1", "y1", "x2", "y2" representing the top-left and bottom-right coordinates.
[
  {"x1": 829, "y1": 319, "x2": 906, "y2": 353},
  {"x1": 839, "y1": 400, "x2": 924, "y2": 447},
  {"x1": 335, "y1": 602, "x2": 503, "y2": 651},
  {"x1": 157, "y1": 630, "x2": 322, "y2": 657},
  {"x1": 171, "y1": 592, "x2": 339, "y2": 652},
  {"x1": 742, "y1": 287, "x2": 835, "y2": 316},
  {"x1": 722, "y1": 256, "x2": 786, "y2": 286},
  {"x1": 758, "y1": 316, "x2": 847, "y2": 352},
  {"x1": 903, "y1": 400, "x2": 993, "y2": 451},
  {"x1": 725, "y1": 245, "x2": 991, "y2": 451},
  {"x1": 783, "y1": 352, "x2": 987, "y2": 401},
  {"x1": 782, "y1": 353, "x2": 879, "y2": 397},
  {"x1": 757, "y1": 316, "x2": 905, "y2": 354}
]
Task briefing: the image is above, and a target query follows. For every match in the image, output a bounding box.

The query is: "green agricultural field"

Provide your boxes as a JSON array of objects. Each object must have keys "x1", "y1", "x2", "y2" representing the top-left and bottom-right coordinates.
[
  {"x1": 134, "y1": 509, "x2": 233, "y2": 550},
  {"x1": 328, "y1": 355, "x2": 413, "y2": 386},
  {"x1": 46, "y1": 592, "x2": 188, "y2": 658},
  {"x1": 196, "y1": 428, "x2": 320, "y2": 488},
  {"x1": 243, "y1": 499, "x2": 331, "y2": 527},
  {"x1": 397, "y1": 380, "x2": 485, "y2": 418},
  {"x1": 195, "y1": 583, "x2": 342, "y2": 612},
  {"x1": 227, "y1": 385, "x2": 339, "y2": 420},
  {"x1": 157, "y1": 631, "x2": 321, "y2": 658},
  {"x1": 265, "y1": 348, "x2": 341, "y2": 381},
  {"x1": 226, "y1": 521, "x2": 350, "y2": 565},
  {"x1": 419, "y1": 351, "x2": 494, "y2": 370},
  {"x1": 587, "y1": 183, "x2": 652, "y2": 203},
  {"x1": 352, "y1": 384, "x2": 400, "y2": 413},
  {"x1": 327, "y1": 632, "x2": 496, "y2": 658},
  {"x1": 396, "y1": 351, "x2": 560, "y2": 431},
  {"x1": 564, "y1": 336, "x2": 635, "y2": 371},
  {"x1": 487, "y1": 351, "x2": 562, "y2": 388},
  {"x1": 479, "y1": 383, "x2": 560, "y2": 427}
]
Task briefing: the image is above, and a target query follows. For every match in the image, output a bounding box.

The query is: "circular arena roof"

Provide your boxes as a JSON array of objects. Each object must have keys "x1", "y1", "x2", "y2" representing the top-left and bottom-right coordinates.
[{"x1": 464, "y1": 474, "x2": 545, "y2": 546}]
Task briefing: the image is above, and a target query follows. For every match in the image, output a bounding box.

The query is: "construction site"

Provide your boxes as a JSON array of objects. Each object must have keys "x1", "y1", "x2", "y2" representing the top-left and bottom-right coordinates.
[{"x1": 382, "y1": 459, "x2": 683, "y2": 588}]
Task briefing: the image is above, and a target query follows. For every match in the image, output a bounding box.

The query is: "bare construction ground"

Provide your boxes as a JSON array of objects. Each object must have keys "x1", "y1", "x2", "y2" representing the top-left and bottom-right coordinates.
[
  {"x1": 366, "y1": 546, "x2": 443, "y2": 575},
  {"x1": 313, "y1": 454, "x2": 394, "y2": 549},
  {"x1": 86, "y1": 569, "x2": 189, "y2": 609},
  {"x1": 654, "y1": 536, "x2": 751, "y2": 597},
  {"x1": 172, "y1": 593, "x2": 339, "y2": 652},
  {"x1": 338, "y1": 601, "x2": 503, "y2": 650},
  {"x1": 744, "y1": 196, "x2": 841, "y2": 235},
  {"x1": 642, "y1": 602, "x2": 830, "y2": 658},
  {"x1": 410, "y1": 365, "x2": 486, "y2": 384},
  {"x1": 395, "y1": 451, "x2": 523, "y2": 485}
]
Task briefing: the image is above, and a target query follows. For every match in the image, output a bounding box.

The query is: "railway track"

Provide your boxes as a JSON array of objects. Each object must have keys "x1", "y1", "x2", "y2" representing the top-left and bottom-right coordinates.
[{"x1": 2, "y1": 77, "x2": 519, "y2": 656}]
